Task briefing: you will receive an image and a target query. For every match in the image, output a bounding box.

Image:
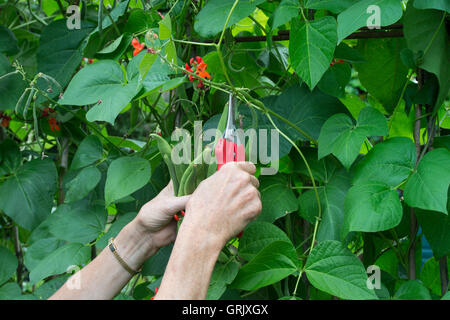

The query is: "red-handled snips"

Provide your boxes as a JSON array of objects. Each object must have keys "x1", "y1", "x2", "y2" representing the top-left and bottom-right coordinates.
[
  {"x1": 214, "y1": 93, "x2": 247, "y2": 238},
  {"x1": 214, "y1": 93, "x2": 247, "y2": 170}
]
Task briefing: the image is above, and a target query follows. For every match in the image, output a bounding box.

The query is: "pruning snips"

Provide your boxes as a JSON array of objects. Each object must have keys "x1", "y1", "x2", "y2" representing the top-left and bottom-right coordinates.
[{"x1": 215, "y1": 94, "x2": 247, "y2": 171}]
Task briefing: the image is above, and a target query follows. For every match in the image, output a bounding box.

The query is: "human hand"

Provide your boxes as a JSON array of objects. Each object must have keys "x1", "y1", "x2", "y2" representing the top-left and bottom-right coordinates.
[
  {"x1": 180, "y1": 161, "x2": 262, "y2": 249},
  {"x1": 134, "y1": 181, "x2": 190, "y2": 250}
]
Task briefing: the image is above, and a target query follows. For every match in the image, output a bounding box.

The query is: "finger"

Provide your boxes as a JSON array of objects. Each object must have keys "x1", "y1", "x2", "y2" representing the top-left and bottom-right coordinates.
[
  {"x1": 249, "y1": 175, "x2": 259, "y2": 188},
  {"x1": 235, "y1": 161, "x2": 256, "y2": 174},
  {"x1": 165, "y1": 194, "x2": 191, "y2": 214}
]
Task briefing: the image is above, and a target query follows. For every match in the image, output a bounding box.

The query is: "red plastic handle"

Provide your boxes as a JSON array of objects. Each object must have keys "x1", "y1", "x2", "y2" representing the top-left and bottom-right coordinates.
[{"x1": 214, "y1": 138, "x2": 246, "y2": 171}]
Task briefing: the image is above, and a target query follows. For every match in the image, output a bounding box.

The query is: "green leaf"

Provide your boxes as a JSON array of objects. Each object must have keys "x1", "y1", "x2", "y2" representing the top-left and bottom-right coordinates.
[
  {"x1": 29, "y1": 243, "x2": 90, "y2": 285},
  {"x1": 36, "y1": 20, "x2": 95, "y2": 96},
  {"x1": 404, "y1": 2, "x2": 450, "y2": 113},
  {"x1": 70, "y1": 135, "x2": 103, "y2": 171},
  {"x1": 394, "y1": 280, "x2": 432, "y2": 300},
  {"x1": 24, "y1": 238, "x2": 64, "y2": 272},
  {"x1": 415, "y1": 208, "x2": 450, "y2": 259},
  {"x1": 420, "y1": 257, "x2": 450, "y2": 296},
  {"x1": 194, "y1": 0, "x2": 265, "y2": 38},
  {"x1": 0, "y1": 246, "x2": 18, "y2": 286},
  {"x1": 64, "y1": 166, "x2": 101, "y2": 203},
  {"x1": 352, "y1": 137, "x2": 416, "y2": 187},
  {"x1": 342, "y1": 182, "x2": 402, "y2": 237},
  {"x1": 34, "y1": 275, "x2": 69, "y2": 300},
  {"x1": 59, "y1": 60, "x2": 140, "y2": 124},
  {"x1": 142, "y1": 244, "x2": 173, "y2": 277},
  {"x1": 271, "y1": 0, "x2": 300, "y2": 29},
  {"x1": 95, "y1": 212, "x2": 136, "y2": 250},
  {"x1": 207, "y1": 258, "x2": 240, "y2": 300},
  {"x1": 414, "y1": 0, "x2": 450, "y2": 13},
  {"x1": 232, "y1": 241, "x2": 298, "y2": 291},
  {"x1": 318, "y1": 107, "x2": 388, "y2": 169},
  {"x1": 355, "y1": 38, "x2": 409, "y2": 113},
  {"x1": 0, "y1": 159, "x2": 58, "y2": 231},
  {"x1": 299, "y1": 167, "x2": 351, "y2": 242},
  {"x1": 289, "y1": 16, "x2": 337, "y2": 89},
  {"x1": 238, "y1": 222, "x2": 291, "y2": 261},
  {"x1": 0, "y1": 26, "x2": 18, "y2": 55},
  {"x1": 97, "y1": 35, "x2": 124, "y2": 54},
  {"x1": 0, "y1": 282, "x2": 22, "y2": 300},
  {"x1": 0, "y1": 55, "x2": 27, "y2": 111},
  {"x1": 317, "y1": 62, "x2": 351, "y2": 98},
  {"x1": 305, "y1": 240, "x2": 378, "y2": 300},
  {"x1": 404, "y1": 148, "x2": 450, "y2": 214},
  {"x1": 105, "y1": 156, "x2": 151, "y2": 205},
  {"x1": 0, "y1": 139, "x2": 21, "y2": 176},
  {"x1": 304, "y1": 0, "x2": 360, "y2": 14},
  {"x1": 47, "y1": 201, "x2": 107, "y2": 243},
  {"x1": 240, "y1": 84, "x2": 350, "y2": 159},
  {"x1": 337, "y1": 0, "x2": 403, "y2": 43},
  {"x1": 334, "y1": 42, "x2": 366, "y2": 64},
  {"x1": 257, "y1": 174, "x2": 298, "y2": 223}
]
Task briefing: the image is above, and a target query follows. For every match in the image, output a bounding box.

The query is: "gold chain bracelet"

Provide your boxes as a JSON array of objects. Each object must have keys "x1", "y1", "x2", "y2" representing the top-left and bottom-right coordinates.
[{"x1": 108, "y1": 237, "x2": 142, "y2": 276}]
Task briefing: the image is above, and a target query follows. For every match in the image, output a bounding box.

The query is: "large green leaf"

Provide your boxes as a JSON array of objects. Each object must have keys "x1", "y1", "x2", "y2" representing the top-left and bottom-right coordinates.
[
  {"x1": 96, "y1": 212, "x2": 136, "y2": 250},
  {"x1": 420, "y1": 257, "x2": 450, "y2": 296},
  {"x1": 337, "y1": 0, "x2": 403, "y2": 43},
  {"x1": 299, "y1": 167, "x2": 351, "y2": 242},
  {"x1": 355, "y1": 38, "x2": 409, "y2": 113},
  {"x1": 342, "y1": 182, "x2": 402, "y2": 237},
  {"x1": 257, "y1": 174, "x2": 298, "y2": 223},
  {"x1": 141, "y1": 243, "x2": 173, "y2": 276},
  {"x1": 64, "y1": 166, "x2": 102, "y2": 203},
  {"x1": 59, "y1": 60, "x2": 140, "y2": 124},
  {"x1": 0, "y1": 26, "x2": 18, "y2": 55},
  {"x1": 70, "y1": 135, "x2": 103, "y2": 171},
  {"x1": 231, "y1": 241, "x2": 298, "y2": 291},
  {"x1": 304, "y1": 0, "x2": 359, "y2": 14},
  {"x1": 0, "y1": 139, "x2": 21, "y2": 176},
  {"x1": 404, "y1": 148, "x2": 450, "y2": 214},
  {"x1": 47, "y1": 200, "x2": 107, "y2": 243},
  {"x1": 194, "y1": 0, "x2": 265, "y2": 38},
  {"x1": 393, "y1": 280, "x2": 432, "y2": 300},
  {"x1": 240, "y1": 84, "x2": 350, "y2": 159},
  {"x1": 0, "y1": 54, "x2": 27, "y2": 111},
  {"x1": 104, "y1": 156, "x2": 151, "y2": 205},
  {"x1": 36, "y1": 20, "x2": 95, "y2": 96},
  {"x1": 272, "y1": 0, "x2": 300, "y2": 29},
  {"x1": 0, "y1": 159, "x2": 58, "y2": 231},
  {"x1": 415, "y1": 208, "x2": 450, "y2": 259},
  {"x1": 207, "y1": 257, "x2": 240, "y2": 300},
  {"x1": 317, "y1": 62, "x2": 352, "y2": 98},
  {"x1": 29, "y1": 243, "x2": 90, "y2": 285},
  {"x1": 24, "y1": 238, "x2": 64, "y2": 272},
  {"x1": 0, "y1": 246, "x2": 18, "y2": 286},
  {"x1": 0, "y1": 282, "x2": 22, "y2": 300},
  {"x1": 318, "y1": 107, "x2": 388, "y2": 169},
  {"x1": 404, "y1": 2, "x2": 450, "y2": 113},
  {"x1": 290, "y1": 16, "x2": 337, "y2": 89},
  {"x1": 414, "y1": 0, "x2": 450, "y2": 13},
  {"x1": 305, "y1": 240, "x2": 378, "y2": 300},
  {"x1": 238, "y1": 222, "x2": 291, "y2": 261},
  {"x1": 352, "y1": 137, "x2": 416, "y2": 187}
]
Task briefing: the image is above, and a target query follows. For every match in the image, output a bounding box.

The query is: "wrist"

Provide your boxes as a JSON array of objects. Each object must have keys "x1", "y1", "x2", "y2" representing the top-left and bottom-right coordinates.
[
  {"x1": 113, "y1": 218, "x2": 158, "y2": 272},
  {"x1": 177, "y1": 222, "x2": 224, "y2": 255}
]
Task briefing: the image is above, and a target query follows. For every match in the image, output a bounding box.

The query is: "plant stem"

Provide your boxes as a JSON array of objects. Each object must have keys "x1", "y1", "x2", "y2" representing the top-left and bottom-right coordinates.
[
  {"x1": 12, "y1": 226, "x2": 23, "y2": 289},
  {"x1": 293, "y1": 269, "x2": 304, "y2": 296}
]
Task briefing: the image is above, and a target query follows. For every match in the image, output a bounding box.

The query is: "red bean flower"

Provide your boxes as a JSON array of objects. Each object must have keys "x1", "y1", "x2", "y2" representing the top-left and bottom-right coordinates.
[
  {"x1": 131, "y1": 38, "x2": 145, "y2": 57},
  {"x1": 184, "y1": 56, "x2": 211, "y2": 89}
]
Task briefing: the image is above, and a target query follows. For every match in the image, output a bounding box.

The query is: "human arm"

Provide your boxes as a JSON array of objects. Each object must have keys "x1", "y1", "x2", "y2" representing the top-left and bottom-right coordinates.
[
  {"x1": 155, "y1": 162, "x2": 262, "y2": 299},
  {"x1": 49, "y1": 182, "x2": 189, "y2": 300}
]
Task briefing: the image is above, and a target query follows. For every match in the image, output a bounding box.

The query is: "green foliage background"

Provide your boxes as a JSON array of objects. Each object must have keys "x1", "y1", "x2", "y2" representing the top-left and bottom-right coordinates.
[{"x1": 0, "y1": 0, "x2": 449, "y2": 300}]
